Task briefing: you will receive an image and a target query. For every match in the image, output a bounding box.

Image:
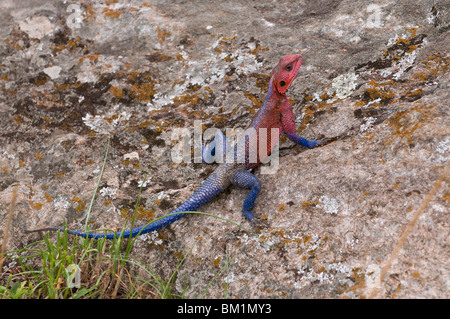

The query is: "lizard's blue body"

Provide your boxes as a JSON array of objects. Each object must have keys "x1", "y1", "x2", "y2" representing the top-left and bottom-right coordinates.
[{"x1": 30, "y1": 54, "x2": 318, "y2": 239}]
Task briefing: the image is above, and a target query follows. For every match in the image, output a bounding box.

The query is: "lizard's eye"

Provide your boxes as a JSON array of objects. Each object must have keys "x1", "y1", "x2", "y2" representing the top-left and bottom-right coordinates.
[
  {"x1": 279, "y1": 81, "x2": 286, "y2": 87},
  {"x1": 285, "y1": 64, "x2": 293, "y2": 71}
]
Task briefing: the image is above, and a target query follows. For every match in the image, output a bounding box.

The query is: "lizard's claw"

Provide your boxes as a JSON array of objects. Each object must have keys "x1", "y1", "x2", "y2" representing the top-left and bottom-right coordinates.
[{"x1": 242, "y1": 211, "x2": 254, "y2": 221}]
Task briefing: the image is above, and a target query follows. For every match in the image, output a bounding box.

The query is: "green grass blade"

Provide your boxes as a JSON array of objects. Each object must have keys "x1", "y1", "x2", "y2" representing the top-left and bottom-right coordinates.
[{"x1": 84, "y1": 137, "x2": 110, "y2": 232}]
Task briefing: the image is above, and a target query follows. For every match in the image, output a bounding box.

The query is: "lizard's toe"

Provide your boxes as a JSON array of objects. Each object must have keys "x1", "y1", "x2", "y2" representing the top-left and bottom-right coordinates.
[
  {"x1": 309, "y1": 140, "x2": 319, "y2": 148},
  {"x1": 242, "y1": 211, "x2": 254, "y2": 221},
  {"x1": 314, "y1": 139, "x2": 324, "y2": 147}
]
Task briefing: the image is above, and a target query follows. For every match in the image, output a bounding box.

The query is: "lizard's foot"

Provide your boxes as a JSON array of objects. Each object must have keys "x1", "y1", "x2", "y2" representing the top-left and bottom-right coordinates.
[
  {"x1": 307, "y1": 139, "x2": 319, "y2": 148},
  {"x1": 242, "y1": 211, "x2": 254, "y2": 221},
  {"x1": 313, "y1": 139, "x2": 324, "y2": 147}
]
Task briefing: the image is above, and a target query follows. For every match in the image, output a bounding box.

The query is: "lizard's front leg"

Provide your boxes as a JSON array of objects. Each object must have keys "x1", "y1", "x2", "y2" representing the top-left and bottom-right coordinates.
[
  {"x1": 231, "y1": 170, "x2": 261, "y2": 221},
  {"x1": 281, "y1": 100, "x2": 319, "y2": 148},
  {"x1": 285, "y1": 133, "x2": 318, "y2": 148}
]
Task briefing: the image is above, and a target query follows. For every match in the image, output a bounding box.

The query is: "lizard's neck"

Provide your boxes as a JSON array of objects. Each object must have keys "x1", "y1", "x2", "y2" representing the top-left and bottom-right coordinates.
[
  {"x1": 263, "y1": 77, "x2": 285, "y2": 106},
  {"x1": 249, "y1": 76, "x2": 287, "y2": 128}
]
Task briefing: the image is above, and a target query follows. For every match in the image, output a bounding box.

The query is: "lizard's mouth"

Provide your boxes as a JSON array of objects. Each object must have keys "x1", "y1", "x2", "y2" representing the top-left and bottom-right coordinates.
[
  {"x1": 288, "y1": 54, "x2": 303, "y2": 88},
  {"x1": 293, "y1": 54, "x2": 303, "y2": 75}
]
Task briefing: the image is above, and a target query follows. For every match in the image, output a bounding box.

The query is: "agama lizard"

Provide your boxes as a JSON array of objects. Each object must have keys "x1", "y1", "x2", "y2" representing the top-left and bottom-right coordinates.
[{"x1": 30, "y1": 54, "x2": 319, "y2": 239}]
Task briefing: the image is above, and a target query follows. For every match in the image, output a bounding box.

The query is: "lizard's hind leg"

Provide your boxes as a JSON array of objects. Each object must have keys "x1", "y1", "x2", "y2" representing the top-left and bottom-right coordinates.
[{"x1": 231, "y1": 170, "x2": 261, "y2": 221}]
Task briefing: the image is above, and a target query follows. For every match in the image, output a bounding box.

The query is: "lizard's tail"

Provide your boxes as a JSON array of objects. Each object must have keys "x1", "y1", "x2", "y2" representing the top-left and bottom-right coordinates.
[{"x1": 28, "y1": 172, "x2": 226, "y2": 239}]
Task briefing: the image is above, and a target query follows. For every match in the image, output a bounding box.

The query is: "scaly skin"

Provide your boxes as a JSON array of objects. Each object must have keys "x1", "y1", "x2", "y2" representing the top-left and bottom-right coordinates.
[{"x1": 29, "y1": 54, "x2": 318, "y2": 239}]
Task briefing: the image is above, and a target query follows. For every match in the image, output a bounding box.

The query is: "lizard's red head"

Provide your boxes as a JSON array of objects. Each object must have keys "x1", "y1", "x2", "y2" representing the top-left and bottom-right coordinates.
[{"x1": 271, "y1": 54, "x2": 303, "y2": 94}]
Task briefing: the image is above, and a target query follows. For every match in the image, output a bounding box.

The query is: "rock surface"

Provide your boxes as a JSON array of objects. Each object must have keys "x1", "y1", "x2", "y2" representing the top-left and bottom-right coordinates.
[{"x1": 0, "y1": 0, "x2": 449, "y2": 298}]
